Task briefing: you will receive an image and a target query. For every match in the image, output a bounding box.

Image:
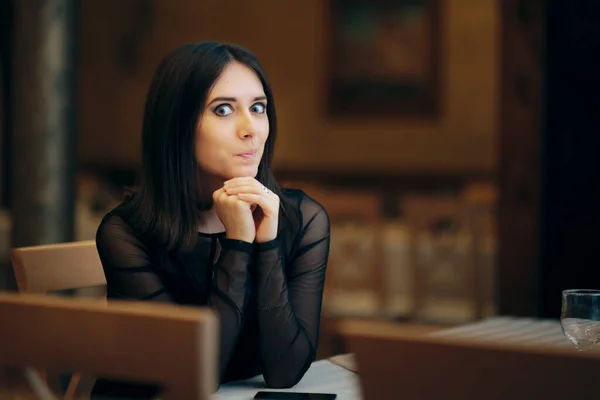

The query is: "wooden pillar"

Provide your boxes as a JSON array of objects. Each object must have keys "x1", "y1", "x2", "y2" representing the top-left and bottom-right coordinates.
[
  {"x1": 498, "y1": 0, "x2": 544, "y2": 317},
  {"x1": 1, "y1": 0, "x2": 14, "y2": 291},
  {"x1": 11, "y1": 0, "x2": 77, "y2": 249},
  {"x1": 0, "y1": 0, "x2": 9, "y2": 208}
]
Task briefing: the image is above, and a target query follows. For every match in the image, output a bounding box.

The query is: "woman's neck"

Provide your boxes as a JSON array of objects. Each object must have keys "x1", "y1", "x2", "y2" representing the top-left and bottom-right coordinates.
[
  {"x1": 196, "y1": 171, "x2": 226, "y2": 234},
  {"x1": 197, "y1": 208, "x2": 225, "y2": 234}
]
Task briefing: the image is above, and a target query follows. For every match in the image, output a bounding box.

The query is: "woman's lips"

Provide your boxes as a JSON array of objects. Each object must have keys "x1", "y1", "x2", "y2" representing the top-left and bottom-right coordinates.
[{"x1": 236, "y1": 151, "x2": 257, "y2": 159}]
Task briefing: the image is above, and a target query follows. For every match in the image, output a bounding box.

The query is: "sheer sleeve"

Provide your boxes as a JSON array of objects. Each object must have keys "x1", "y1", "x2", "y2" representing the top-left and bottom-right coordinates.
[
  {"x1": 209, "y1": 238, "x2": 253, "y2": 376},
  {"x1": 94, "y1": 214, "x2": 253, "y2": 392},
  {"x1": 95, "y1": 215, "x2": 174, "y2": 302},
  {"x1": 252, "y1": 195, "x2": 330, "y2": 388}
]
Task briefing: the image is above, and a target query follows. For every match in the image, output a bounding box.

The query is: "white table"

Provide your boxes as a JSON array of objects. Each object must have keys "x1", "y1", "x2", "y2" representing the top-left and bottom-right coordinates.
[
  {"x1": 427, "y1": 315, "x2": 573, "y2": 347},
  {"x1": 217, "y1": 316, "x2": 580, "y2": 399},
  {"x1": 216, "y1": 359, "x2": 361, "y2": 399}
]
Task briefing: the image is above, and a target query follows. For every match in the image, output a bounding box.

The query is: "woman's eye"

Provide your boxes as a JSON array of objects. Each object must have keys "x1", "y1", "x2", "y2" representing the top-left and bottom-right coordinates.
[
  {"x1": 214, "y1": 104, "x2": 233, "y2": 116},
  {"x1": 251, "y1": 102, "x2": 266, "y2": 114}
]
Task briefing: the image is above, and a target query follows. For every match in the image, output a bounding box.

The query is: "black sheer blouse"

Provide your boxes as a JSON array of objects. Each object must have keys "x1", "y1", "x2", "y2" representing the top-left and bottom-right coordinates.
[{"x1": 92, "y1": 188, "x2": 330, "y2": 394}]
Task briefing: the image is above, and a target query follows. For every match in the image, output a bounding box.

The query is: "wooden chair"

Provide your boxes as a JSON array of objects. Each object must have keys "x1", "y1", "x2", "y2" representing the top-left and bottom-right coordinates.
[
  {"x1": 339, "y1": 318, "x2": 600, "y2": 400},
  {"x1": 302, "y1": 185, "x2": 386, "y2": 316},
  {"x1": 0, "y1": 292, "x2": 218, "y2": 400},
  {"x1": 401, "y1": 196, "x2": 482, "y2": 323},
  {"x1": 10, "y1": 240, "x2": 106, "y2": 296},
  {"x1": 10, "y1": 240, "x2": 107, "y2": 399}
]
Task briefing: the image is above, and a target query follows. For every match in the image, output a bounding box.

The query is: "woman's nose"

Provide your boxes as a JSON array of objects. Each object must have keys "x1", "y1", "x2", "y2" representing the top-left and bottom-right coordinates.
[{"x1": 236, "y1": 112, "x2": 255, "y2": 139}]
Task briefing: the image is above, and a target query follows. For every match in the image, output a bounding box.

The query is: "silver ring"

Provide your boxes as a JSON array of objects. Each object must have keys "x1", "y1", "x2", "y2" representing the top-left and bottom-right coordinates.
[{"x1": 261, "y1": 185, "x2": 269, "y2": 194}]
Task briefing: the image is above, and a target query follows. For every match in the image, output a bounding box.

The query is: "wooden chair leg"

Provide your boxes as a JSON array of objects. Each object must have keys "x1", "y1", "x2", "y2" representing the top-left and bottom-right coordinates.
[
  {"x1": 63, "y1": 372, "x2": 81, "y2": 400},
  {"x1": 24, "y1": 367, "x2": 58, "y2": 399}
]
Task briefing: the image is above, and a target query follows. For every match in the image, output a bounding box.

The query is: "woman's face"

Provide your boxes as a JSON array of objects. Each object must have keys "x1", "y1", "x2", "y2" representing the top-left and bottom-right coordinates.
[{"x1": 195, "y1": 61, "x2": 269, "y2": 180}]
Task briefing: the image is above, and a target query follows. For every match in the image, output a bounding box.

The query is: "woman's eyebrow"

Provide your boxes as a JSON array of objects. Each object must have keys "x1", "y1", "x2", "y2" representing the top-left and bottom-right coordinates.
[{"x1": 206, "y1": 95, "x2": 267, "y2": 106}]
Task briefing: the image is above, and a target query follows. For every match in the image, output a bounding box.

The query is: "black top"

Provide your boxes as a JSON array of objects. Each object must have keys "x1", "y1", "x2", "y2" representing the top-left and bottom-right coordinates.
[{"x1": 92, "y1": 188, "x2": 330, "y2": 396}]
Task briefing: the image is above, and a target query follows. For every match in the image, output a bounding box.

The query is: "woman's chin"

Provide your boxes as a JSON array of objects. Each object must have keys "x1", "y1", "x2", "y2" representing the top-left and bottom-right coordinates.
[{"x1": 228, "y1": 166, "x2": 259, "y2": 179}]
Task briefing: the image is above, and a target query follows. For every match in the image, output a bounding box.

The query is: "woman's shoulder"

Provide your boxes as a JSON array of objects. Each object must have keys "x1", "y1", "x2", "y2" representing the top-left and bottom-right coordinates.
[
  {"x1": 96, "y1": 202, "x2": 141, "y2": 243},
  {"x1": 95, "y1": 202, "x2": 160, "y2": 264},
  {"x1": 280, "y1": 188, "x2": 329, "y2": 253},
  {"x1": 281, "y1": 187, "x2": 328, "y2": 221}
]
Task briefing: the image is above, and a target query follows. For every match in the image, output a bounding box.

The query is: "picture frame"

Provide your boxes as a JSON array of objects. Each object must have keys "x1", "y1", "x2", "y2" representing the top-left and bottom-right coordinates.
[{"x1": 326, "y1": 0, "x2": 441, "y2": 117}]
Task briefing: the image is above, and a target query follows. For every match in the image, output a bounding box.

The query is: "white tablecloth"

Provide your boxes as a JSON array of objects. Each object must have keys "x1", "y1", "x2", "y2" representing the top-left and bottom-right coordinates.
[
  {"x1": 427, "y1": 316, "x2": 573, "y2": 347},
  {"x1": 216, "y1": 359, "x2": 361, "y2": 399}
]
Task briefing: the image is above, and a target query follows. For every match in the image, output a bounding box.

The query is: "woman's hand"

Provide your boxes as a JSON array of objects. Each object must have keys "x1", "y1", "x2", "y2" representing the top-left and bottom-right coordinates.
[
  {"x1": 213, "y1": 187, "x2": 256, "y2": 243},
  {"x1": 224, "y1": 177, "x2": 280, "y2": 243}
]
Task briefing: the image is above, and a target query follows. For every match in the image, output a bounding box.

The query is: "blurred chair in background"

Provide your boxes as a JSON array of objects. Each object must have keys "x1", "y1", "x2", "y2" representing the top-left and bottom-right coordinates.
[{"x1": 289, "y1": 182, "x2": 386, "y2": 317}]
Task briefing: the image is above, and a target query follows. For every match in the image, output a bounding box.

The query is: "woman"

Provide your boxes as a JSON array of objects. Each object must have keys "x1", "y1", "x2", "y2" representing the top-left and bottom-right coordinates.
[{"x1": 93, "y1": 42, "x2": 330, "y2": 396}]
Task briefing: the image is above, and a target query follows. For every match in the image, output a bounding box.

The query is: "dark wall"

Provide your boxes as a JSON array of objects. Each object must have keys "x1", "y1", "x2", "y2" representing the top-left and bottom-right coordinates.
[
  {"x1": 539, "y1": 0, "x2": 600, "y2": 318},
  {"x1": 1, "y1": 0, "x2": 13, "y2": 208}
]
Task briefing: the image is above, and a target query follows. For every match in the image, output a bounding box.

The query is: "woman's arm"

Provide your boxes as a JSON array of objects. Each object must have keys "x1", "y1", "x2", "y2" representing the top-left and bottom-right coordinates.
[
  {"x1": 208, "y1": 238, "x2": 253, "y2": 375},
  {"x1": 95, "y1": 215, "x2": 252, "y2": 379},
  {"x1": 252, "y1": 197, "x2": 331, "y2": 388}
]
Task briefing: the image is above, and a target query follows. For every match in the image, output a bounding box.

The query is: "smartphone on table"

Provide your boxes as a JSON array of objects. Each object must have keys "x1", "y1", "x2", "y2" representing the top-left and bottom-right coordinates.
[{"x1": 254, "y1": 391, "x2": 337, "y2": 399}]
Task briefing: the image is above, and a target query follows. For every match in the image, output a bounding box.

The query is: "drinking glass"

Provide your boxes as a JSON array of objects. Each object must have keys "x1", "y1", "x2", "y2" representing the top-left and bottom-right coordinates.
[{"x1": 560, "y1": 289, "x2": 600, "y2": 351}]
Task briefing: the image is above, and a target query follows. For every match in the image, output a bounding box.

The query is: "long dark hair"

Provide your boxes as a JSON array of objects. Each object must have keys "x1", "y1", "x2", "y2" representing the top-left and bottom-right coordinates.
[{"x1": 126, "y1": 42, "x2": 296, "y2": 252}]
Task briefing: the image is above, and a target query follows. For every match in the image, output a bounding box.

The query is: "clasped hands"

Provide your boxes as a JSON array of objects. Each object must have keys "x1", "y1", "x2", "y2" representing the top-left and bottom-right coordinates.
[{"x1": 213, "y1": 177, "x2": 279, "y2": 243}]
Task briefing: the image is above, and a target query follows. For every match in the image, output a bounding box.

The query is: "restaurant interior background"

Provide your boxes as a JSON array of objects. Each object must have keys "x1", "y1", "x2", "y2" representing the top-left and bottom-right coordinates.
[{"x1": 1, "y1": 0, "x2": 599, "y2": 360}]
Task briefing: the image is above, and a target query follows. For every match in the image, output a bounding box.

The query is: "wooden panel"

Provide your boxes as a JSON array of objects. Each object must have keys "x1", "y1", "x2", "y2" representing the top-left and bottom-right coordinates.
[
  {"x1": 0, "y1": 293, "x2": 218, "y2": 400},
  {"x1": 0, "y1": 0, "x2": 13, "y2": 209},
  {"x1": 78, "y1": 0, "x2": 499, "y2": 173},
  {"x1": 497, "y1": 0, "x2": 543, "y2": 316},
  {"x1": 339, "y1": 319, "x2": 600, "y2": 400}
]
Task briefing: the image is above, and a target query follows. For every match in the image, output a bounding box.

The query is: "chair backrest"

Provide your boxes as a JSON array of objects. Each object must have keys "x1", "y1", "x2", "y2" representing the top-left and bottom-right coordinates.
[
  {"x1": 0, "y1": 292, "x2": 219, "y2": 400},
  {"x1": 339, "y1": 319, "x2": 600, "y2": 400},
  {"x1": 402, "y1": 195, "x2": 483, "y2": 322},
  {"x1": 303, "y1": 186, "x2": 386, "y2": 315},
  {"x1": 10, "y1": 241, "x2": 106, "y2": 294}
]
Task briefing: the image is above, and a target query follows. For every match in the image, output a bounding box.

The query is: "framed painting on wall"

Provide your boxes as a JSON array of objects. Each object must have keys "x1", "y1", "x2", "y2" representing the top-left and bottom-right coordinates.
[{"x1": 326, "y1": 0, "x2": 441, "y2": 117}]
